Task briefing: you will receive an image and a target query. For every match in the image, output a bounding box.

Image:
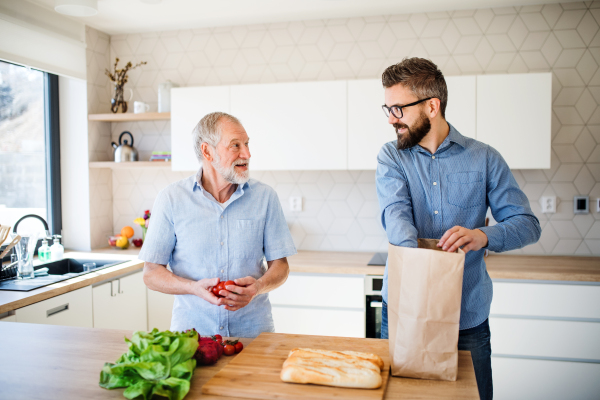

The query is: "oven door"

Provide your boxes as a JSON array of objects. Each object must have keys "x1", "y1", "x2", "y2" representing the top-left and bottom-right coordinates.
[{"x1": 365, "y1": 294, "x2": 383, "y2": 338}]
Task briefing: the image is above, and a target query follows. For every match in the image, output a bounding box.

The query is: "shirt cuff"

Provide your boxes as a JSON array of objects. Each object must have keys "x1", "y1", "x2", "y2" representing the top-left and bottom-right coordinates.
[
  {"x1": 265, "y1": 247, "x2": 297, "y2": 262},
  {"x1": 477, "y1": 226, "x2": 503, "y2": 253}
]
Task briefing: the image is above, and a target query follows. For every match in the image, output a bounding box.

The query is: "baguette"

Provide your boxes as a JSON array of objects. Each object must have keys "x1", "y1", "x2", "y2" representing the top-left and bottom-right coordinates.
[{"x1": 280, "y1": 347, "x2": 384, "y2": 389}]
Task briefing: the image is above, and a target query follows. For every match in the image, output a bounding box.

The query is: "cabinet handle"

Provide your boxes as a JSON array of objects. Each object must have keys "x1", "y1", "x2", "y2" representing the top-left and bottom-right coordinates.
[
  {"x1": 118, "y1": 279, "x2": 124, "y2": 294},
  {"x1": 111, "y1": 281, "x2": 117, "y2": 297},
  {"x1": 47, "y1": 303, "x2": 69, "y2": 317}
]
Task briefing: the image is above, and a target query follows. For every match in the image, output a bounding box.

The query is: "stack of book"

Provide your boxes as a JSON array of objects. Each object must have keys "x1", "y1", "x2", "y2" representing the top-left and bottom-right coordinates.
[{"x1": 149, "y1": 151, "x2": 171, "y2": 162}]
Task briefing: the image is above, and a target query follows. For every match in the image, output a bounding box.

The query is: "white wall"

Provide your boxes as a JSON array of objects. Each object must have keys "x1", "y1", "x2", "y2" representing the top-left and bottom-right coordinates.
[{"x1": 59, "y1": 76, "x2": 91, "y2": 251}]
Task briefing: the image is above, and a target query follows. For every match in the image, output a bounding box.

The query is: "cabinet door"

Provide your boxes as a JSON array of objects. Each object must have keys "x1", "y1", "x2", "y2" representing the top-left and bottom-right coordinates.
[
  {"x1": 171, "y1": 85, "x2": 230, "y2": 171},
  {"x1": 445, "y1": 75, "x2": 476, "y2": 139},
  {"x1": 476, "y1": 73, "x2": 551, "y2": 169},
  {"x1": 15, "y1": 286, "x2": 93, "y2": 327},
  {"x1": 272, "y1": 306, "x2": 365, "y2": 338},
  {"x1": 347, "y1": 79, "x2": 395, "y2": 170},
  {"x1": 231, "y1": 80, "x2": 347, "y2": 170},
  {"x1": 92, "y1": 271, "x2": 147, "y2": 331},
  {"x1": 147, "y1": 288, "x2": 174, "y2": 331}
]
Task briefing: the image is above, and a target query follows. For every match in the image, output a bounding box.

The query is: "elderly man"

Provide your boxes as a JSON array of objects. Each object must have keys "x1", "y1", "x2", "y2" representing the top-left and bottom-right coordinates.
[
  {"x1": 376, "y1": 58, "x2": 541, "y2": 400},
  {"x1": 139, "y1": 112, "x2": 296, "y2": 338}
]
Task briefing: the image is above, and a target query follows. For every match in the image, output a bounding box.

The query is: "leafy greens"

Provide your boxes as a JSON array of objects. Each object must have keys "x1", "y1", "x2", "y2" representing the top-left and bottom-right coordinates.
[{"x1": 100, "y1": 328, "x2": 198, "y2": 400}]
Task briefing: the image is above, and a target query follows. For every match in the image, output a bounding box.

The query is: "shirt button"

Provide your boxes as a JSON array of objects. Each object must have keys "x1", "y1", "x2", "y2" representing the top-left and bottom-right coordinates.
[
  {"x1": 220, "y1": 242, "x2": 224, "y2": 246},
  {"x1": 221, "y1": 269, "x2": 224, "y2": 273},
  {"x1": 220, "y1": 326, "x2": 223, "y2": 330},
  {"x1": 433, "y1": 182, "x2": 437, "y2": 186},
  {"x1": 434, "y1": 210, "x2": 438, "y2": 214},
  {"x1": 221, "y1": 215, "x2": 223, "y2": 219},
  {"x1": 432, "y1": 156, "x2": 435, "y2": 159}
]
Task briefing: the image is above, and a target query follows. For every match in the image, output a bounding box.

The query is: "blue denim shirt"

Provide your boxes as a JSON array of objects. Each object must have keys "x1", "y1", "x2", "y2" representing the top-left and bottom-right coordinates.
[
  {"x1": 376, "y1": 123, "x2": 541, "y2": 330},
  {"x1": 138, "y1": 169, "x2": 297, "y2": 337}
]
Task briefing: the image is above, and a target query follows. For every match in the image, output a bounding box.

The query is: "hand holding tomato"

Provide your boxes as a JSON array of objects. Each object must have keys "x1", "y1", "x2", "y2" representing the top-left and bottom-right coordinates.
[
  {"x1": 190, "y1": 277, "x2": 226, "y2": 306},
  {"x1": 220, "y1": 276, "x2": 261, "y2": 312}
]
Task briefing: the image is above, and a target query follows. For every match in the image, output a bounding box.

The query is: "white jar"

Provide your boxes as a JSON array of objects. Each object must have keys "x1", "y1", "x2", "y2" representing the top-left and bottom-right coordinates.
[{"x1": 158, "y1": 81, "x2": 179, "y2": 113}]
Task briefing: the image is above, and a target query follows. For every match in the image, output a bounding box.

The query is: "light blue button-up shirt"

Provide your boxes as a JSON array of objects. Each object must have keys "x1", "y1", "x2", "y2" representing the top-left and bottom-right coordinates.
[
  {"x1": 376, "y1": 123, "x2": 541, "y2": 330},
  {"x1": 138, "y1": 169, "x2": 297, "y2": 337}
]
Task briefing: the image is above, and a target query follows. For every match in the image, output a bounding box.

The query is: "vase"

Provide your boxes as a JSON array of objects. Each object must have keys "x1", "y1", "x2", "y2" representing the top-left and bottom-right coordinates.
[
  {"x1": 142, "y1": 226, "x2": 147, "y2": 242},
  {"x1": 111, "y1": 83, "x2": 133, "y2": 113}
]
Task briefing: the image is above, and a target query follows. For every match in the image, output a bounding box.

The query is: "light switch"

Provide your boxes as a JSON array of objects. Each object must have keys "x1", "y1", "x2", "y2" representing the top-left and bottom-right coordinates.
[
  {"x1": 289, "y1": 196, "x2": 303, "y2": 212},
  {"x1": 596, "y1": 198, "x2": 600, "y2": 213},
  {"x1": 574, "y1": 196, "x2": 589, "y2": 214}
]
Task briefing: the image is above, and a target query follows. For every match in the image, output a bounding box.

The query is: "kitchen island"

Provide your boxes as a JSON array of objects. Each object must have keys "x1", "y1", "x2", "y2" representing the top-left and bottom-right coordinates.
[{"x1": 0, "y1": 322, "x2": 479, "y2": 399}]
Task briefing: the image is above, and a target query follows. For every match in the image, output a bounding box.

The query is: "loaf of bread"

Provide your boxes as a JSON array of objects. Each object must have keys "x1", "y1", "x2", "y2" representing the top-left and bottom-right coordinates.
[{"x1": 280, "y1": 347, "x2": 384, "y2": 389}]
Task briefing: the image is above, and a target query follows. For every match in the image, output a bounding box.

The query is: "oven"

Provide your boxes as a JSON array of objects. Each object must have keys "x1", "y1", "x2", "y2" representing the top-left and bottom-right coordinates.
[{"x1": 365, "y1": 275, "x2": 383, "y2": 339}]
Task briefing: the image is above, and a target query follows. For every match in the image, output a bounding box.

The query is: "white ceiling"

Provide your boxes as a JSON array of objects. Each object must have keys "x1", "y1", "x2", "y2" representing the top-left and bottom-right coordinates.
[{"x1": 28, "y1": 0, "x2": 572, "y2": 35}]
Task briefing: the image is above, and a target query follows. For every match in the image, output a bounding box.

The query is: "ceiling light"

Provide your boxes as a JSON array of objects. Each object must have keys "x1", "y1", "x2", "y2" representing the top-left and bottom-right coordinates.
[{"x1": 55, "y1": 0, "x2": 98, "y2": 17}]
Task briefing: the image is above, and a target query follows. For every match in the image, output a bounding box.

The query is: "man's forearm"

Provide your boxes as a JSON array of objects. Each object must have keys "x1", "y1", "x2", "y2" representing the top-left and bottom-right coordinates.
[
  {"x1": 257, "y1": 257, "x2": 290, "y2": 294},
  {"x1": 143, "y1": 262, "x2": 196, "y2": 295}
]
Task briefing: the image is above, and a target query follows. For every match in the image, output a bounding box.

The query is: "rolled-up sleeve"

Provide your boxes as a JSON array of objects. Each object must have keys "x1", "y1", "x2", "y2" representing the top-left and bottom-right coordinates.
[
  {"x1": 138, "y1": 188, "x2": 176, "y2": 265},
  {"x1": 376, "y1": 144, "x2": 418, "y2": 248},
  {"x1": 478, "y1": 146, "x2": 541, "y2": 252},
  {"x1": 263, "y1": 189, "x2": 297, "y2": 261}
]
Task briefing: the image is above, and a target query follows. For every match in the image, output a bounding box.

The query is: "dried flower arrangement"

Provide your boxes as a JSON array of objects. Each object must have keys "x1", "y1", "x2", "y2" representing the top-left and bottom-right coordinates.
[{"x1": 105, "y1": 58, "x2": 147, "y2": 113}]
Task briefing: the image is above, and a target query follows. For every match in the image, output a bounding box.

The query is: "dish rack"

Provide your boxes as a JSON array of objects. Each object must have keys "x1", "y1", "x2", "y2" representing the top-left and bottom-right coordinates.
[{"x1": 0, "y1": 261, "x2": 18, "y2": 282}]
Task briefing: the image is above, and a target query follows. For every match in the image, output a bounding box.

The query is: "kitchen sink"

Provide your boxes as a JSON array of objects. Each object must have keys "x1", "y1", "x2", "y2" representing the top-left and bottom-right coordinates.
[{"x1": 0, "y1": 258, "x2": 127, "y2": 292}]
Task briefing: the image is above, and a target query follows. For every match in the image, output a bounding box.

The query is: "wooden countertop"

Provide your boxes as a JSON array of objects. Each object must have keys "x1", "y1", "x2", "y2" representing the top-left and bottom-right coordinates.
[
  {"x1": 0, "y1": 322, "x2": 478, "y2": 399},
  {"x1": 0, "y1": 249, "x2": 144, "y2": 314}
]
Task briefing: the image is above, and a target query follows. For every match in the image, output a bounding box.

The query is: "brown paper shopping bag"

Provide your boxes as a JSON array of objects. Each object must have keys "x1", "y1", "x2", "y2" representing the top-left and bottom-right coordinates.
[{"x1": 388, "y1": 239, "x2": 465, "y2": 381}]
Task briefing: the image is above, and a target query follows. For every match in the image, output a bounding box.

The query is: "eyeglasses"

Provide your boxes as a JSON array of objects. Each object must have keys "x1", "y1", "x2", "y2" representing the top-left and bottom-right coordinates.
[{"x1": 382, "y1": 97, "x2": 433, "y2": 119}]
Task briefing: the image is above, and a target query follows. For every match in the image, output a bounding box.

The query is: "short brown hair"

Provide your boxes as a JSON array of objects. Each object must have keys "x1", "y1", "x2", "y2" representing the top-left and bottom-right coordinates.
[{"x1": 382, "y1": 57, "x2": 448, "y2": 118}]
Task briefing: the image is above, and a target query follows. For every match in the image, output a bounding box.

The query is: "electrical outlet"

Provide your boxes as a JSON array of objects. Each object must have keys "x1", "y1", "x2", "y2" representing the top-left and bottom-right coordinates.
[
  {"x1": 540, "y1": 196, "x2": 556, "y2": 213},
  {"x1": 289, "y1": 196, "x2": 303, "y2": 212}
]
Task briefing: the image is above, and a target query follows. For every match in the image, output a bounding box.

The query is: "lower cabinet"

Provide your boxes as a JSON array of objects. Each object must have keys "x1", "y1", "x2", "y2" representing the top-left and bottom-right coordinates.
[
  {"x1": 14, "y1": 286, "x2": 93, "y2": 327},
  {"x1": 147, "y1": 288, "x2": 174, "y2": 331},
  {"x1": 92, "y1": 271, "x2": 147, "y2": 331},
  {"x1": 490, "y1": 280, "x2": 600, "y2": 400},
  {"x1": 270, "y1": 273, "x2": 365, "y2": 338}
]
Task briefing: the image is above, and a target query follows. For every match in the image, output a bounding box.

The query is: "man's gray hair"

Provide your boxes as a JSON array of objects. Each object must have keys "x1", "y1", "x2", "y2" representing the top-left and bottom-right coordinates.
[{"x1": 192, "y1": 112, "x2": 242, "y2": 161}]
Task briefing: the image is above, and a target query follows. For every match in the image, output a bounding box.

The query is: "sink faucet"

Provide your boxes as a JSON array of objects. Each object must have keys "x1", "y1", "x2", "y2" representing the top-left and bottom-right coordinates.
[{"x1": 13, "y1": 214, "x2": 51, "y2": 238}]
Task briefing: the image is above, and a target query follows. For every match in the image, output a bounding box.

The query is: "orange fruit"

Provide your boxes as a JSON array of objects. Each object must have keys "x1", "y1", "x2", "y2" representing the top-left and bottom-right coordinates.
[{"x1": 121, "y1": 226, "x2": 134, "y2": 239}]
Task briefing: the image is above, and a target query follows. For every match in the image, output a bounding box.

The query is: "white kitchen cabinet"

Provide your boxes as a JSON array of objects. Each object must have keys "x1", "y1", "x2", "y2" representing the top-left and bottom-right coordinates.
[
  {"x1": 92, "y1": 271, "x2": 147, "y2": 331},
  {"x1": 270, "y1": 273, "x2": 365, "y2": 337},
  {"x1": 147, "y1": 288, "x2": 174, "y2": 331},
  {"x1": 15, "y1": 286, "x2": 93, "y2": 327},
  {"x1": 171, "y1": 85, "x2": 230, "y2": 171},
  {"x1": 477, "y1": 73, "x2": 551, "y2": 169},
  {"x1": 230, "y1": 80, "x2": 347, "y2": 170},
  {"x1": 445, "y1": 75, "x2": 477, "y2": 139}
]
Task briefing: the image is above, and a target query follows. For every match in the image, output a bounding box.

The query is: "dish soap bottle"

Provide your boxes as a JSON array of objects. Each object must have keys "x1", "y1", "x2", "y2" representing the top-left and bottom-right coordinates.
[
  {"x1": 50, "y1": 235, "x2": 64, "y2": 261},
  {"x1": 38, "y1": 237, "x2": 51, "y2": 262}
]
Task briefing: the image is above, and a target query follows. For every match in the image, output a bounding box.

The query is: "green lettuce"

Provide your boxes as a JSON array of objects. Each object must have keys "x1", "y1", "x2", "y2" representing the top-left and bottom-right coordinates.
[{"x1": 100, "y1": 328, "x2": 198, "y2": 400}]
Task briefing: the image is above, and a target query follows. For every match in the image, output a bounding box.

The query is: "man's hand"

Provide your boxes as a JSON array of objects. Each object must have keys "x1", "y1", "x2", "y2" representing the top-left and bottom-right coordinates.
[
  {"x1": 190, "y1": 277, "x2": 226, "y2": 306},
  {"x1": 219, "y1": 276, "x2": 262, "y2": 312},
  {"x1": 437, "y1": 226, "x2": 488, "y2": 254}
]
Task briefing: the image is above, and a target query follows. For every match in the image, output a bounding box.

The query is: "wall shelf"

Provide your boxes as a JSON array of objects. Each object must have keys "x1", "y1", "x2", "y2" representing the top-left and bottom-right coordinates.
[
  {"x1": 88, "y1": 112, "x2": 171, "y2": 122},
  {"x1": 89, "y1": 161, "x2": 172, "y2": 169}
]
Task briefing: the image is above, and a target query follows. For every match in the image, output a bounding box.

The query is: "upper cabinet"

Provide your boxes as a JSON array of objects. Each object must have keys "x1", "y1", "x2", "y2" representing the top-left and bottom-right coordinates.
[
  {"x1": 172, "y1": 73, "x2": 551, "y2": 171},
  {"x1": 231, "y1": 81, "x2": 347, "y2": 170},
  {"x1": 477, "y1": 73, "x2": 552, "y2": 170},
  {"x1": 171, "y1": 85, "x2": 230, "y2": 171}
]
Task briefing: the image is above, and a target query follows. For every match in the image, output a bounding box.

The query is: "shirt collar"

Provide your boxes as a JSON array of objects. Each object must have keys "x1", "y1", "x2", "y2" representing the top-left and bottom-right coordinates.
[
  {"x1": 409, "y1": 122, "x2": 466, "y2": 156},
  {"x1": 192, "y1": 166, "x2": 249, "y2": 194}
]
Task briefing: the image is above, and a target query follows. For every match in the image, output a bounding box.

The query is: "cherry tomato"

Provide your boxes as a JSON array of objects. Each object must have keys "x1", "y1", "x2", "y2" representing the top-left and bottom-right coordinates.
[
  {"x1": 224, "y1": 280, "x2": 235, "y2": 289},
  {"x1": 212, "y1": 286, "x2": 221, "y2": 297},
  {"x1": 234, "y1": 341, "x2": 243, "y2": 353},
  {"x1": 213, "y1": 334, "x2": 222, "y2": 342},
  {"x1": 223, "y1": 344, "x2": 235, "y2": 356},
  {"x1": 217, "y1": 282, "x2": 226, "y2": 291}
]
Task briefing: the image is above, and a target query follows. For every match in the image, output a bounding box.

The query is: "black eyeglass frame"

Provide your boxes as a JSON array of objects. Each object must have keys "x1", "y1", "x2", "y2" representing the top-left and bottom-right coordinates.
[{"x1": 382, "y1": 97, "x2": 433, "y2": 119}]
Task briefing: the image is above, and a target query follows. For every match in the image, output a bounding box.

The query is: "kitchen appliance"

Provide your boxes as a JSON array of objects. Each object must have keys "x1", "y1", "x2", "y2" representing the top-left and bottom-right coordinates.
[
  {"x1": 202, "y1": 332, "x2": 391, "y2": 400},
  {"x1": 365, "y1": 275, "x2": 383, "y2": 339},
  {"x1": 112, "y1": 131, "x2": 139, "y2": 162}
]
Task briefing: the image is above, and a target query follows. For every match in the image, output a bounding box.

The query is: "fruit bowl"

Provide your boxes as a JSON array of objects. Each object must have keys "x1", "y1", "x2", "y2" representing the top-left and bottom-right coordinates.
[{"x1": 107, "y1": 235, "x2": 130, "y2": 249}]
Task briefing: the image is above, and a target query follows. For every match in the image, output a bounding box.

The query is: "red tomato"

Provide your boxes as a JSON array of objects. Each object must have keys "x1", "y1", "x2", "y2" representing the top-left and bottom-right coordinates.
[
  {"x1": 224, "y1": 280, "x2": 235, "y2": 289},
  {"x1": 223, "y1": 344, "x2": 235, "y2": 356},
  {"x1": 216, "y1": 282, "x2": 226, "y2": 291},
  {"x1": 234, "y1": 342, "x2": 243, "y2": 353},
  {"x1": 211, "y1": 286, "x2": 221, "y2": 297},
  {"x1": 213, "y1": 334, "x2": 222, "y2": 342}
]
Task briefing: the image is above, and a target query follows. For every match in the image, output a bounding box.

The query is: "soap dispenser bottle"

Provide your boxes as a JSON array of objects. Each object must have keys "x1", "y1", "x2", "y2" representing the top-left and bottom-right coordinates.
[
  {"x1": 50, "y1": 235, "x2": 64, "y2": 261},
  {"x1": 38, "y1": 237, "x2": 51, "y2": 262}
]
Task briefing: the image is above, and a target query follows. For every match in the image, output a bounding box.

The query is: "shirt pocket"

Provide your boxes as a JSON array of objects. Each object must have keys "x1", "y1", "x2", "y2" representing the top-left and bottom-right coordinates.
[
  {"x1": 232, "y1": 219, "x2": 265, "y2": 259},
  {"x1": 446, "y1": 171, "x2": 485, "y2": 209}
]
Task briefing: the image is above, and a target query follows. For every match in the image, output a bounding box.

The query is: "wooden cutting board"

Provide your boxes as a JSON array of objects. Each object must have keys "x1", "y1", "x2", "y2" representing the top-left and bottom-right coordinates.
[{"x1": 201, "y1": 332, "x2": 391, "y2": 400}]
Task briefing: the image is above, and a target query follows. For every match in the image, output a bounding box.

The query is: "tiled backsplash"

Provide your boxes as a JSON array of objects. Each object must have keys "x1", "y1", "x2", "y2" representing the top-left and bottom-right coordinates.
[{"x1": 87, "y1": 2, "x2": 600, "y2": 255}]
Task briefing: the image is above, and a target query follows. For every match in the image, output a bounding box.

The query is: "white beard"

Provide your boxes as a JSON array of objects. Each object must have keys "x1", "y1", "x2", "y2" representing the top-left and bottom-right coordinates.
[{"x1": 212, "y1": 152, "x2": 250, "y2": 184}]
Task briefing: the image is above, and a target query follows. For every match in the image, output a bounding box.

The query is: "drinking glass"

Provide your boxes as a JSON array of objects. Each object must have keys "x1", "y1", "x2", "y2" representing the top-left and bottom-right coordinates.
[{"x1": 83, "y1": 262, "x2": 96, "y2": 272}]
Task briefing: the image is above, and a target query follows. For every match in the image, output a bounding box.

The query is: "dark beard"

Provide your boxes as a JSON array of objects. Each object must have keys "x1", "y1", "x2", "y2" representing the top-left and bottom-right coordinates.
[{"x1": 395, "y1": 112, "x2": 432, "y2": 150}]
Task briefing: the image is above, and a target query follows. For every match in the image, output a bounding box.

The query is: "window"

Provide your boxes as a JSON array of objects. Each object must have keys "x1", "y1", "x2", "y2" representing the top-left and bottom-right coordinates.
[{"x1": 0, "y1": 60, "x2": 61, "y2": 254}]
